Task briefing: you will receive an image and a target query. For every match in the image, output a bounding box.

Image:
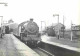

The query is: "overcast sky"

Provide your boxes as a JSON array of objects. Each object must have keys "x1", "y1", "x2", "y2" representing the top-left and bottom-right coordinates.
[{"x1": 0, "y1": 0, "x2": 79, "y2": 30}]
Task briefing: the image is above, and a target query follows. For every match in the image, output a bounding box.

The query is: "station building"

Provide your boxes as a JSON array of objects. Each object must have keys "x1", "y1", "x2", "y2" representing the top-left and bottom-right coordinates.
[{"x1": 52, "y1": 23, "x2": 65, "y2": 34}]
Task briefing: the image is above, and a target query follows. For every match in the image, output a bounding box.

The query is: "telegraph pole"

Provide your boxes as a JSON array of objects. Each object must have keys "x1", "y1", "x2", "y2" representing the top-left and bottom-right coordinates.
[
  {"x1": 71, "y1": 21, "x2": 73, "y2": 41},
  {"x1": 41, "y1": 21, "x2": 46, "y2": 35},
  {"x1": 41, "y1": 21, "x2": 42, "y2": 35},
  {"x1": 58, "y1": 15, "x2": 59, "y2": 39},
  {"x1": 63, "y1": 15, "x2": 64, "y2": 38},
  {"x1": 53, "y1": 14, "x2": 59, "y2": 39}
]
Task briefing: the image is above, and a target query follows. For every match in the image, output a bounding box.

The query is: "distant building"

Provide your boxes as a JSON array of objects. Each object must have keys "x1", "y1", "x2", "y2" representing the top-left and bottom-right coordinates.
[
  {"x1": 46, "y1": 23, "x2": 65, "y2": 35},
  {"x1": 52, "y1": 23, "x2": 65, "y2": 34}
]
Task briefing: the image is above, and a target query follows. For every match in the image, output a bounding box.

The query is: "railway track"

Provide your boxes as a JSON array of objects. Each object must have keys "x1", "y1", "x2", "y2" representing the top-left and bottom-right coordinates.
[
  {"x1": 13, "y1": 35, "x2": 54, "y2": 56},
  {"x1": 24, "y1": 42, "x2": 54, "y2": 56},
  {"x1": 31, "y1": 47, "x2": 54, "y2": 56},
  {"x1": 14, "y1": 35, "x2": 80, "y2": 56}
]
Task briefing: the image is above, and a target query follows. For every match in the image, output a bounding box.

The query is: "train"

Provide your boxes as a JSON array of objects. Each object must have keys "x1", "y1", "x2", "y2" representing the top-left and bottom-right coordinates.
[
  {"x1": 46, "y1": 26, "x2": 56, "y2": 36},
  {"x1": 0, "y1": 18, "x2": 41, "y2": 47},
  {"x1": 12, "y1": 18, "x2": 41, "y2": 46}
]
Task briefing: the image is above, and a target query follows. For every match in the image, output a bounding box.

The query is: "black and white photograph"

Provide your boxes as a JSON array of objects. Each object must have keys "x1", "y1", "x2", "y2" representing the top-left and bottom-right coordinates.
[{"x1": 0, "y1": 0, "x2": 80, "y2": 56}]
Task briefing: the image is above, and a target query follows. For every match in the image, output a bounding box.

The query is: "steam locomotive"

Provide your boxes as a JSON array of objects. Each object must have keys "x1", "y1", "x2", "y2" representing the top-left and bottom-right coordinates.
[
  {"x1": 1, "y1": 18, "x2": 41, "y2": 46},
  {"x1": 16, "y1": 19, "x2": 41, "y2": 46}
]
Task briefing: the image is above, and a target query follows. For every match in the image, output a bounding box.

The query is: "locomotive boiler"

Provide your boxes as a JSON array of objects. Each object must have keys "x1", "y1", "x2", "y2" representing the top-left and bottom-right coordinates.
[{"x1": 18, "y1": 19, "x2": 41, "y2": 46}]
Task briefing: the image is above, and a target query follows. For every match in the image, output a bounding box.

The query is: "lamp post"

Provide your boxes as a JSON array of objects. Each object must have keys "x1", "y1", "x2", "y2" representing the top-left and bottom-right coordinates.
[
  {"x1": 0, "y1": 2, "x2": 7, "y2": 38},
  {"x1": 42, "y1": 21, "x2": 46, "y2": 29},
  {"x1": 0, "y1": 2, "x2": 8, "y2": 6},
  {"x1": 71, "y1": 21, "x2": 73, "y2": 41},
  {"x1": 0, "y1": 16, "x2": 3, "y2": 38},
  {"x1": 63, "y1": 15, "x2": 64, "y2": 38},
  {"x1": 53, "y1": 14, "x2": 59, "y2": 39},
  {"x1": 41, "y1": 21, "x2": 46, "y2": 35},
  {"x1": 53, "y1": 14, "x2": 59, "y2": 24}
]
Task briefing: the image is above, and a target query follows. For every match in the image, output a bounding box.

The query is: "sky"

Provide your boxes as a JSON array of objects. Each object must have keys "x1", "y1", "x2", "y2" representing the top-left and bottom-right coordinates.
[{"x1": 0, "y1": 0, "x2": 79, "y2": 30}]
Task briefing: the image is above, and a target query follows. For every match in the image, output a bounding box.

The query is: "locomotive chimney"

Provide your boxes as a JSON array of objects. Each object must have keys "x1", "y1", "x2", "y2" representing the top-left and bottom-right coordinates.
[{"x1": 30, "y1": 18, "x2": 33, "y2": 22}]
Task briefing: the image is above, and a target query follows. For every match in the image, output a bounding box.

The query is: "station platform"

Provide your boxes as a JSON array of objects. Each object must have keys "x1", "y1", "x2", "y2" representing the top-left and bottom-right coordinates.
[
  {"x1": 41, "y1": 35, "x2": 80, "y2": 52},
  {"x1": 0, "y1": 34, "x2": 40, "y2": 56}
]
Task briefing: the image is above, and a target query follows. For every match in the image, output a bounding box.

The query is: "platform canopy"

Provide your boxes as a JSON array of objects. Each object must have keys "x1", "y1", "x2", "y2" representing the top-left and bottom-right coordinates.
[{"x1": 2, "y1": 23, "x2": 18, "y2": 29}]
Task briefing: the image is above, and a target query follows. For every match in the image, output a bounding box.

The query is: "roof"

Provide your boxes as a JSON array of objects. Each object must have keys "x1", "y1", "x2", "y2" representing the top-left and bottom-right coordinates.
[
  {"x1": 74, "y1": 25, "x2": 80, "y2": 27},
  {"x1": 47, "y1": 23, "x2": 65, "y2": 28},
  {"x1": 53, "y1": 23, "x2": 64, "y2": 27},
  {"x1": 2, "y1": 23, "x2": 18, "y2": 29}
]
